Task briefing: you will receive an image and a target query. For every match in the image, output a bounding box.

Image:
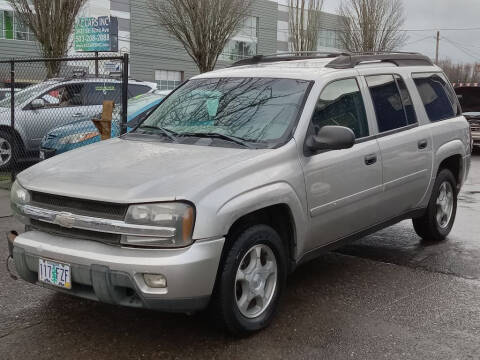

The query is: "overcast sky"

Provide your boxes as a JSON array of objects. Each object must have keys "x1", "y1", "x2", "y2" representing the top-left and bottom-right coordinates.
[{"x1": 323, "y1": 0, "x2": 480, "y2": 63}]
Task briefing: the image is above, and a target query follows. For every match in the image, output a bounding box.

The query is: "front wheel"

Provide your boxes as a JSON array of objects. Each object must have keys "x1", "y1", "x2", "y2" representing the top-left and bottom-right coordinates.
[
  {"x1": 413, "y1": 169, "x2": 457, "y2": 242},
  {"x1": 0, "y1": 130, "x2": 14, "y2": 170},
  {"x1": 214, "y1": 224, "x2": 287, "y2": 335}
]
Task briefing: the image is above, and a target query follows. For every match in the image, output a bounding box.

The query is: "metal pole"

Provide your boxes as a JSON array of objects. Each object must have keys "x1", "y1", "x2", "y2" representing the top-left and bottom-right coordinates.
[
  {"x1": 10, "y1": 61, "x2": 15, "y2": 183},
  {"x1": 121, "y1": 53, "x2": 129, "y2": 135},
  {"x1": 95, "y1": 51, "x2": 99, "y2": 77},
  {"x1": 435, "y1": 31, "x2": 440, "y2": 65}
]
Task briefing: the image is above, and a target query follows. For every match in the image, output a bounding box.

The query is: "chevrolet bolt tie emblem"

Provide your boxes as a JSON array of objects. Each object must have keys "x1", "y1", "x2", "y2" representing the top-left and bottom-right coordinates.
[{"x1": 54, "y1": 212, "x2": 76, "y2": 228}]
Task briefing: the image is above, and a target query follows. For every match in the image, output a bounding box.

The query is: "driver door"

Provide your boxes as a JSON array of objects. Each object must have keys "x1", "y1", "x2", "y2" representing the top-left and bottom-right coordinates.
[
  {"x1": 300, "y1": 77, "x2": 384, "y2": 251},
  {"x1": 23, "y1": 83, "x2": 88, "y2": 149}
]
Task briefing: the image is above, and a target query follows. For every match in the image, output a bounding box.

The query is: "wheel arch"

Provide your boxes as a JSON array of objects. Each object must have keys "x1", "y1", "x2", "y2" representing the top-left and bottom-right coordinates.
[
  {"x1": 434, "y1": 139, "x2": 466, "y2": 190},
  {"x1": 213, "y1": 182, "x2": 308, "y2": 270}
]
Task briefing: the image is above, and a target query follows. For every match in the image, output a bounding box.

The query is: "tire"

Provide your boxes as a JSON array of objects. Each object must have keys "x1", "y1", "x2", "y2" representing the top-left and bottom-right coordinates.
[
  {"x1": 0, "y1": 129, "x2": 19, "y2": 171},
  {"x1": 213, "y1": 224, "x2": 287, "y2": 335},
  {"x1": 412, "y1": 169, "x2": 457, "y2": 242}
]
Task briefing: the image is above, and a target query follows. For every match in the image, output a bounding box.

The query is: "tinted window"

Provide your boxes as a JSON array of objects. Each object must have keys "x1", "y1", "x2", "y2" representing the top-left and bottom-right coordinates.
[
  {"x1": 394, "y1": 75, "x2": 417, "y2": 125},
  {"x1": 128, "y1": 85, "x2": 151, "y2": 97},
  {"x1": 40, "y1": 84, "x2": 85, "y2": 107},
  {"x1": 83, "y1": 83, "x2": 122, "y2": 105},
  {"x1": 413, "y1": 73, "x2": 460, "y2": 122},
  {"x1": 311, "y1": 78, "x2": 369, "y2": 139},
  {"x1": 367, "y1": 75, "x2": 408, "y2": 132}
]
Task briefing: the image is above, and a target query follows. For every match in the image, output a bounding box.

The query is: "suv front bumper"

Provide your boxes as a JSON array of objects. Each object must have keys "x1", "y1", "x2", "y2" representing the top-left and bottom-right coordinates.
[{"x1": 13, "y1": 231, "x2": 224, "y2": 312}]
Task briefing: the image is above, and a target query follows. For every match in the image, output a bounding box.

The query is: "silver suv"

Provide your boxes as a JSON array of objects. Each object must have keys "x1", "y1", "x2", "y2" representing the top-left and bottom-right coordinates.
[
  {"x1": 10, "y1": 53, "x2": 472, "y2": 335},
  {"x1": 0, "y1": 77, "x2": 156, "y2": 169}
]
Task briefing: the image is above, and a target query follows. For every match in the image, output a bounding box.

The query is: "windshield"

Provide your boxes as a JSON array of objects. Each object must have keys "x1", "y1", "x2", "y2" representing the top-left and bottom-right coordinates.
[
  {"x1": 136, "y1": 77, "x2": 311, "y2": 148},
  {"x1": 0, "y1": 82, "x2": 57, "y2": 108}
]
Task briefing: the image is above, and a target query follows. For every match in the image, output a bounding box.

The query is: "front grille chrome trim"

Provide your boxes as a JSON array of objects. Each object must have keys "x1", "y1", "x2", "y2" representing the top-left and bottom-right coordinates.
[{"x1": 19, "y1": 204, "x2": 176, "y2": 238}]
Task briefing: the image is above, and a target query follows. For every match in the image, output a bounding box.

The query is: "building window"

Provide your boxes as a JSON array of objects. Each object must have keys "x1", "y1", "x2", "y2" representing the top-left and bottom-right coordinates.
[
  {"x1": 0, "y1": 10, "x2": 35, "y2": 41},
  {"x1": 155, "y1": 70, "x2": 183, "y2": 90},
  {"x1": 220, "y1": 17, "x2": 258, "y2": 62},
  {"x1": 221, "y1": 40, "x2": 257, "y2": 62},
  {"x1": 317, "y1": 30, "x2": 341, "y2": 50}
]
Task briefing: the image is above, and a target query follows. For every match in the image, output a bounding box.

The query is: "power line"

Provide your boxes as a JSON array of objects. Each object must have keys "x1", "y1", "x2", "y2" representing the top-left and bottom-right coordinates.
[{"x1": 442, "y1": 37, "x2": 480, "y2": 61}]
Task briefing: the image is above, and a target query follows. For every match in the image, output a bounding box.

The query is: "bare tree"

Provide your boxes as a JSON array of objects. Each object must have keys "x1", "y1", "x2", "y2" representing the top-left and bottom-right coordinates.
[
  {"x1": 289, "y1": 0, "x2": 324, "y2": 53},
  {"x1": 8, "y1": 0, "x2": 87, "y2": 78},
  {"x1": 338, "y1": 0, "x2": 407, "y2": 52},
  {"x1": 438, "y1": 59, "x2": 480, "y2": 83},
  {"x1": 148, "y1": 0, "x2": 253, "y2": 73}
]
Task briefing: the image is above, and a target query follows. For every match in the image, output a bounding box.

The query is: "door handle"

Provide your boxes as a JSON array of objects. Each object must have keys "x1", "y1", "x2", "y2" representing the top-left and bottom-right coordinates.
[
  {"x1": 364, "y1": 154, "x2": 377, "y2": 166},
  {"x1": 418, "y1": 139, "x2": 428, "y2": 149},
  {"x1": 72, "y1": 113, "x2": 83, "y2": 117}
]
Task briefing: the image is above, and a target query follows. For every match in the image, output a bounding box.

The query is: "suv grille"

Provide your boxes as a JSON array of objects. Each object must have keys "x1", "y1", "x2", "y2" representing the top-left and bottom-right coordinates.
[
  {"x1": 31, "y1": 192, "x2": 128, "y2": 220},
  {"x1": 29, "y1": 220, "x2": 121, "y2": 245}
]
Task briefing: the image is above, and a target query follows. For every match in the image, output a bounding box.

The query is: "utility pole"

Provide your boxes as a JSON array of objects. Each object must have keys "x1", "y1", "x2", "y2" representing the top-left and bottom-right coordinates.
[{"x1": 435, "y1": 31, "x2": 440, "y2": 64}]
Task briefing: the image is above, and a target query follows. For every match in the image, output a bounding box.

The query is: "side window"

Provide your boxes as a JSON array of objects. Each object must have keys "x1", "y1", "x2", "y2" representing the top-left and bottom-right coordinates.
[
  {"x1": 40, "y1": 84, "x2": 84, "y2": 107},
  {"x1": 394, "y1": 75, "x2": 417, "y2": 125},
  {"x1": 128, "y1": 85, "x2": 151, "y2": 98},
  {"x1": 311, "y1": 78, "x2": 369, "y2": 139},
  {"x1": 366, "y1": 75, "x2": 409, "y2": 132},
  {"x1": 412, "y1": 73, "x2": 460, "y2": 122},
  {"x1": 82, "y1": 83, "x2": 122, "y2": 105}
]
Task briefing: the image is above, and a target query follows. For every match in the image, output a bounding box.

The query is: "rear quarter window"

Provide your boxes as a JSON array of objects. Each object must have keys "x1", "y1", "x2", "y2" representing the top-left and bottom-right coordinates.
[{"x1": 412, "y1": 73, "x2": 461, "y2": 122}]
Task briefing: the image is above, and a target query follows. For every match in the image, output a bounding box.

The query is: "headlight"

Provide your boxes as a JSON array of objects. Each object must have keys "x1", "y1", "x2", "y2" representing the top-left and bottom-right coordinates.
[
  {"x1": 59, "y1": 132, "x2": 99, "y2": 145},
  {"x1": 122, "y1": 202, "x2": 195, "y2": 248},
  {"x1": 10, "y1": 180, "x2": 30, "y2": 213}
]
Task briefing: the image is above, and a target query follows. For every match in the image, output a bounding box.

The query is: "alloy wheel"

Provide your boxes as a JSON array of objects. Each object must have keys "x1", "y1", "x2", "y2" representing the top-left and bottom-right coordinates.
[
  {"x1": 234, "y1": 244, "x2": 278, "y2": 319},
  {"x1": 436, "y1": 181, "x2": 454, "y2": 229},
  {"x1": 0, "y1": 137, "x2": 12, "y2": 166}
]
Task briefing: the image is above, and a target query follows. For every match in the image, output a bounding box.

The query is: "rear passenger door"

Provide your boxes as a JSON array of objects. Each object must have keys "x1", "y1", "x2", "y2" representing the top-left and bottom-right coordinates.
[{"x1": 364, "y1": 74, "x2": 433, "y2": 219}]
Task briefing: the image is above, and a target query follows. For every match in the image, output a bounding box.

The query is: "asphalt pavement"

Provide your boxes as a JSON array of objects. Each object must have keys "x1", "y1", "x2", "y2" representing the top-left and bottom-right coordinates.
[{"x1": 0, "y1": 153, "x2": 479, "y2": 360}]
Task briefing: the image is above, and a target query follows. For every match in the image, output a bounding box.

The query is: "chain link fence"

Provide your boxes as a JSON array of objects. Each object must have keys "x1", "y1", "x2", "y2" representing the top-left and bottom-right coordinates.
[{"x1": 0, "y1": 54, "x2": 137, "y2": 188}]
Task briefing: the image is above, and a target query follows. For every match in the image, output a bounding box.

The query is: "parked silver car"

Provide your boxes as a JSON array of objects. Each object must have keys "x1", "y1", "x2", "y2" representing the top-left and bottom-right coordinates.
[
  {"x1": 0, "y1": 77, "x2": 157, "y2": 169},
  {"x1": 10, "y1": 53, "x2": 471, "y2": 335}
]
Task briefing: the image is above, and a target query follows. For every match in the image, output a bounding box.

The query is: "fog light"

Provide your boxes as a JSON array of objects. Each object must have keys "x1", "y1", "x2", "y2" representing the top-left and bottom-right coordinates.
[{"x1": 143, "y1": 273, "x2": 167, "y2": 288}]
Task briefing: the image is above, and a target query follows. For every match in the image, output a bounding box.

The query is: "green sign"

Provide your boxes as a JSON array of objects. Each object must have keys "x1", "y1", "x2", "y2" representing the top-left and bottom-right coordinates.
[{"x1": 75, "y1": 16, "x2": 118, "y2": 52}]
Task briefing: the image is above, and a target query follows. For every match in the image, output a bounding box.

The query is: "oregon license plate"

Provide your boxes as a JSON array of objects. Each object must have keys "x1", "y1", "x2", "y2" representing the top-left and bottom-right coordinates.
[{"x1": 38, "y1": 258, "x2": 71, "y2": 289}]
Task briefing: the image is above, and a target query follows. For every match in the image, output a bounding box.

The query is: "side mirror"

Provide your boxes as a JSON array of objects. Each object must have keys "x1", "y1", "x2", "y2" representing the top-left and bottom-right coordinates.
[
  {"x1": 31, "y1": 98, "x2": 45, "y2": 109},
  {"x1": 305, "y1": 125, "x2": 355, "y2": 153}
]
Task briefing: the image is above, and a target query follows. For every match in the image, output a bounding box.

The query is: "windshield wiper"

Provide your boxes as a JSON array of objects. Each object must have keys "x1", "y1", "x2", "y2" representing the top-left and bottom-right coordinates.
[
  {"x1": 137, "y1": 125, "x2": 179, "y2": 143},
  {"x1": 180, "y1": 132, "x2": 254, "y2": 149}
]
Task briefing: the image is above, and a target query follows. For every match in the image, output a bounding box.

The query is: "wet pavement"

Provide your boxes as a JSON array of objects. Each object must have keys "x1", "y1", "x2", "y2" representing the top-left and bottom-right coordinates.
[{"x1": 0, "y1": 153, "x2": 479, "y2": 359}]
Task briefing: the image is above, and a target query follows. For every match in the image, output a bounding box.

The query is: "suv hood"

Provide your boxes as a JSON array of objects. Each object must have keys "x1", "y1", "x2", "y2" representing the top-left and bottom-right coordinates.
[{"x1": 18, "y1": 137, "x2": 268, "y2": 203}]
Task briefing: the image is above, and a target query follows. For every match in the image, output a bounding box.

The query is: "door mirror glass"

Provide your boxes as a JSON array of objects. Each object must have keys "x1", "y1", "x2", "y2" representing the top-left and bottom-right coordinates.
[
  {"x1": 31, "y1": 98, "x2": 45, "y2": 109},
  {"x1": 306, "y1": 125, "x2": 355, "y2": 152}
]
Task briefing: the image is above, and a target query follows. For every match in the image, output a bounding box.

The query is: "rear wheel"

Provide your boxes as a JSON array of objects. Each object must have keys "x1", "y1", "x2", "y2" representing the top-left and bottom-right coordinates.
[
  {"x1": 213, "y1": 224, "x2": 287, "y2": 335},
  {"x1": 413, "y1": 169, "x2": 457, "y2": 242}
]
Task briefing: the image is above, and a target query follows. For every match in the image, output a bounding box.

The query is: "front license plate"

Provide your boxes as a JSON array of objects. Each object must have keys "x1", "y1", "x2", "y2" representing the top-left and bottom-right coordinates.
[{"x1": 38, "y1": 258, "x2": 71, "y2": 289}]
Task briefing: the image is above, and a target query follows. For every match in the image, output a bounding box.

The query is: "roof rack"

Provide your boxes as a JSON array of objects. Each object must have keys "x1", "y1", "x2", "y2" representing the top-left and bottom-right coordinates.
[
  {"x1": 230, "y1": 51, "x2": 350, "y2": 67},
  {"x1": 325, "y1": 52, "x2": 434, "y2": 69}
]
